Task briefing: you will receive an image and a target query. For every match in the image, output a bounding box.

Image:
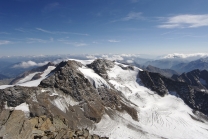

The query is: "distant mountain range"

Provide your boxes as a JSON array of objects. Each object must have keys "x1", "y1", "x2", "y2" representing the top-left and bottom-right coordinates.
[
  {"x1": 1, "y1": 53, "x2": 208, "y2": 79},
  {"x1": 145, "y1": 65, "x2": 179, "y2": 78},
  {"x1": 171, "y1": 57, "x2": 208, "y2": 73},
  {"x1": 160, "y1": 53, "x2": 208, "y2": 60}
]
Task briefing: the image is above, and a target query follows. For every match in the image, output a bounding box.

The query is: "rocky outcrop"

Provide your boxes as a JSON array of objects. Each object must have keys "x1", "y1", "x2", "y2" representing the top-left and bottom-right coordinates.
[
  {"x1": 0, "y1": 110, "x2": 108, "y2": 139},
  {"x1": 139, "y1": 71, "x2": 168, "y2": 96},
  {"x1": 139, "y1": 70, "x2": 208, "y2": 115},
  {"x1": 87, "y1": 59, "x2": 115, "y2": 79},
  {"x1": 0, "y1": 86, "x2": 34, "y2": 111},
  {"x1": 172, "y1": 69, "x2": 208, "y2": 89},
  {"x1": 118, "y1": 64, "x2": 134, "y2": 71}
]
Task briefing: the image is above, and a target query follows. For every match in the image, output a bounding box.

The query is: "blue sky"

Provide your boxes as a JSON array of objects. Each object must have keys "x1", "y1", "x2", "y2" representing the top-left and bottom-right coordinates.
[{"x1": 0, "y1": 0, "x2": 208, "y2": 56}]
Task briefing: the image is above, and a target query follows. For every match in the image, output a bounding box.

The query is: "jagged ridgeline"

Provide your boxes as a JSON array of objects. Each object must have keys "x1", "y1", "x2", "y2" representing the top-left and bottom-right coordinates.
[
  {"x1": 0, "y1": 59, "x2": 137, "y2": 139},
  {"x1": 1, "y1": 59, "x2": 208, "y2": 139}
]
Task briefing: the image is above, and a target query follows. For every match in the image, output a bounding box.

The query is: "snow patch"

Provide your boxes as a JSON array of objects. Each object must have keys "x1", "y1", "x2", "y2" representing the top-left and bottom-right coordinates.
[
  {"x1": 5, "y1": 102, "x2": 30, "y2": 117},
  {"x1": 52, "y1": 95, "x2": 79, "y2": 113},
  {"x1": 68, "y1": 59, "x2": 94, "y2": 65},
  {"x1": 16, "y1": 72, "x2": 41, "y2": 84},
  {"x1": 79, "y1": 66, "x2": 110, "y2": 89},
  {"x1": 0, "y1": 85, "x2": 13, "y2": 89},
  {"x1": 19, "y1": 66, "x2": 55, "y2": 87},
  {"x1": 0, "y1": 66, "x2": 55, "y2": 89}
]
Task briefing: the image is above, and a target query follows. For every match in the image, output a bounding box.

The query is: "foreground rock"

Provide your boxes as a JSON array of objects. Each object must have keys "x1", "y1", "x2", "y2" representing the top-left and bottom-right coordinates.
[{"x1": 0, "y1": 110, "x2": 108, "y2": 139}]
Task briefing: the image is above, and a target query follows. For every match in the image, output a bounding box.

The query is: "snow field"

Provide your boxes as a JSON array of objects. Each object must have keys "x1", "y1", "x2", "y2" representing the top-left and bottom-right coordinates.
[
  {"x1": 91, "y1": 63, "x2": 208, "y2": 139},
  {"x1": 79, "y1": 66, "x2": 110, "y2": 89}
]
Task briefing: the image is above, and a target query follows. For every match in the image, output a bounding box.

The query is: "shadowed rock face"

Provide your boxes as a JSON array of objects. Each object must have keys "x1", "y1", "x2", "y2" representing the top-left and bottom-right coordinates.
[
  {"x1": 172, "y1": 69, "x2": 208, "y2": 89},
  {"x1": 139, "y1": 71, "x2": 168, "y2": 97},
  {"x1": 139, "y1": 70, "x2": 208, "y2": 115},
  {"x1": 0, "y1": 59, "x2": 138, "y2": 138}
]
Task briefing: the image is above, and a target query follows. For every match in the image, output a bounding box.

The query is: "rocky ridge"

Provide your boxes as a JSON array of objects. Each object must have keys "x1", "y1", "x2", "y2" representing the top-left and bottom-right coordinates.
[
  {"x1": 10, "y1": 62, "x2": 55, "y2": 85},
  {"x1": 139, "y1": 70, "x2": 208, "y2": 115},
  {"x1": 0, "y1": 59, "x2": 138, "y2": 138},
  {"x1": 172, "y1": 69, "x2": 208, "y2": 89}
]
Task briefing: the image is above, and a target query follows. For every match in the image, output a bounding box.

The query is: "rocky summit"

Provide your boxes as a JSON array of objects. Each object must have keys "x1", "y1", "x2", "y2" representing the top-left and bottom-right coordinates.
[{"x1": 1, "y1": 59, "x2": 208, "y2": 139}]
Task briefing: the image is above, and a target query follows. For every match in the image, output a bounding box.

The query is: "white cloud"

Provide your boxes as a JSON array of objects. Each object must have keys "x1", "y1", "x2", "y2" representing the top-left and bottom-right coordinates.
[
  {"x1": 0, "y1": 40, "x2": 11, "y2": 45},
  {"x1": 73, "y1": 43, "x2": 87, "y2": 47},
  {"x1": 58, "y1": 39, "x2": 87, "y2": 47},
  {"x1": 86, "y1": 55, "x2": 98, "y2": 59},
  {"x1": 15, "y1": 28, "x2": 28, "y2": 32},
  {"x1": 36, "y1": 28, "x2": 54, "y2": 34},
  {"x1": 27, "y1": 38, "x2": 53, "y2": 43},
  {"x1": 112, "y1": 12, "x2": 143, "y2": 22},
  {"x1": 13, "y1": 61, "x2": 49, "y2": 68},
  {"x1": 122, "y1": 12, "x2": 143, "y2": 21},
  {"x1": 101, "y1": 54, "x2": 124, "y2": 61},
  {"x1": 36, "y1": 28, "x2": 88, "y2": 36},
  {"x1": 158, "y1": 14, "x2": 208, "y2": 28},
  {"x1": 108, "y1": 40, "x2": 120, "y2": 43}
]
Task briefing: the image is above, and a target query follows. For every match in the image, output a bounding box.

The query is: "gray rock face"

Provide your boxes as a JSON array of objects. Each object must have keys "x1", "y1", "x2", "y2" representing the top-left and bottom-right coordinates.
[
  {"x1": 87, "y1": 59, "x2": 115, "y2": 79},
  {"x1": 172, "y1": 69, "x2": 208, "y2": 89},
  {"x1": 139, "y1": 70, "x2": 208, "y2": 115},
  {"x1": 139, "y1": 71, "x2": 168, "y2": 97},
  {"x1": 0, "y1": 86, "x2": 34, "y2": 110}
]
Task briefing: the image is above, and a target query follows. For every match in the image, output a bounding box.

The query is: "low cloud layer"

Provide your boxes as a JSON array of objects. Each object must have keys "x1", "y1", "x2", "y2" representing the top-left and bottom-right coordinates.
[{"x1": 13, "y1": 61, "x2": 49, "y2": 68}]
